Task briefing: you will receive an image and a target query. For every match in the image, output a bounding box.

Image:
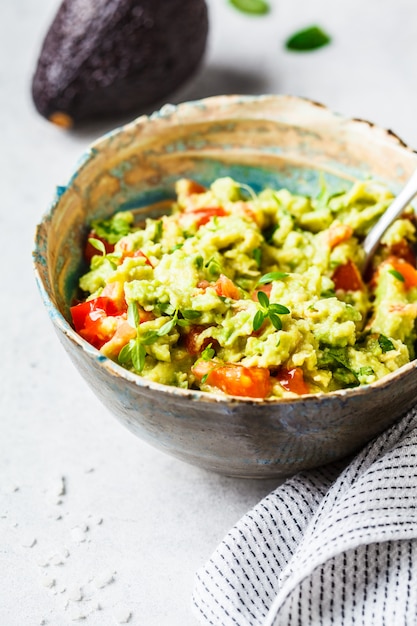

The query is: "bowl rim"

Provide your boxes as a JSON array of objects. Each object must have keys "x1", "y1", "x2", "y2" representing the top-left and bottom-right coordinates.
[{"x1": 33, "y1": 93, "x2": 417, "y2": 407}]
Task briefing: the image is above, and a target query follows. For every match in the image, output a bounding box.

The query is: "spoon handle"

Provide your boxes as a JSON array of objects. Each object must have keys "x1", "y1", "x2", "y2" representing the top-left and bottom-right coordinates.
[{"x1": 363, "y1": 169, "x2": 417, "y2": 270}]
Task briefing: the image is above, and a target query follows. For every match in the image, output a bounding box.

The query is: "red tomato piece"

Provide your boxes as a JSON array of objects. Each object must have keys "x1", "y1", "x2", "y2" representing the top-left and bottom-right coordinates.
[
  {"x1": 332, "y1": 260, "x2": 364, "y2": 292},
  {"x1": 192, "y1": 361, "x2": 272, "y2": 399},
  {"x1": 276, "y1": 367, "x2": 309, "y2": 395},
  {"x1": 84, "y1": 231, "x2": 114, "y2": 262},
  {"x1": 70, "y1": 297, "x2": 120, "y2": 332},
  {"x1": 214, "y1": 274, "x2": 241, "y2": 300}
]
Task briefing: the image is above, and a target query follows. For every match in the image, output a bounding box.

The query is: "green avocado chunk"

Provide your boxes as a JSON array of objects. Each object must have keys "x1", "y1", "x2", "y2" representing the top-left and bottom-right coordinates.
[{"x1": 31, "y1": 0, "x2": 208, "y2": 125}]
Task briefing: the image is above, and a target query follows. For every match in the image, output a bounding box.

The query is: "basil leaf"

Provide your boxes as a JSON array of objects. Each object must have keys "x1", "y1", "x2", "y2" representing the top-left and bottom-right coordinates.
[
  {"x1": 229, "y1": 0, "x2": 270, "y2": 15},
  {"x1": 253, "y1": 310, "x2": 266, "y2": 332},
  {"x1": 286, "y1": 25, "x2": 331, "y2": 52},
  {"x1": 388, "y1": 269, "x2": 405, "y2": 282},
  {"x1": 378, "y1": 334, "x2": 395, "y2": 353},
  {"x1": 257, "y1": 272, "x2": 288, "y2": 285},
  {"x1": 257, "y1": 290, "x2": 270, "y2": 309}
]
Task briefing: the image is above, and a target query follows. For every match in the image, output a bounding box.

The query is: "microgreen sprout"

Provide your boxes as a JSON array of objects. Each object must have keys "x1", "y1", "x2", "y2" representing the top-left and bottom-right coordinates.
[
  {"x1": 253, "y1": 291, "x2": 290, "y2": 332},
  {"x1": 88, "y1": 237, "x2": 121, "y2": 268},
  {"x1": 201, "y1": 343, "x2": 215, "y2": 360},
  {"x1": 88, "y1": 237, "x2": 106, "y2": 256}
]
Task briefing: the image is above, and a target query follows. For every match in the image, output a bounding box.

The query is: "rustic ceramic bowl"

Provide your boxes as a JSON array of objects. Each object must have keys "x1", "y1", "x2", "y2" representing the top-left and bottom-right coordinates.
[{"x1": 34, "y1": 95, "x2": 417, "y2": 478}]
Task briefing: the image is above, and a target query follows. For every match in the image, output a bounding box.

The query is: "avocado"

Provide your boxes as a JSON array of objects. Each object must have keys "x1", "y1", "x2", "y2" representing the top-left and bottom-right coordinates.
[{"x1": 31, "y1": 0, "x2": 208, "y2": 127}]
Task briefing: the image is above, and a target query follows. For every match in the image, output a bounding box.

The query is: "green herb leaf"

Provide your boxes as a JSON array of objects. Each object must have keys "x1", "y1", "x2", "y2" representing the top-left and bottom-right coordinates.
[
  {"x1": 127, "y1": 302, "x2": 141, "y2": 329},
  {"x1": 182, "y1": 310, "x2": 202, "y2": 320},
  {"x1": 201, "y1": 373, "x2": 209, "y2": 384},
  {"x1": 88, "y1": 237, "x2": 107, "y2": 256},
  {"x1": 285, "y1": 25, "x2": 331, "y2": 52},
  {"x1": 157, "y1": 318, "x2": 176, "y2": 337},
  {"x1": 257, "y1": 290, "x2": 270, "y2": 309},
  {"x1": 253, "y1": 310, "x2": 266, "y2": 332},
  {"x1": 229, "y1": 0, "x2": 270, "y2": 15},
  {"x1": 131, "y1": 341, "x2": 146, "y2": 372},
  {"x1": 257, "y1": 272, "x2": 288, "y2": 285},
  {"x1": 269, "y1": 313, "x2": 283, "y2": 331},
  {"x1": 378, "y1": 334, "x2": 395, "y2": 353},
  {"x1": 268, "y1": 303, "x2": 290, "y2": 315},
  {"x1": 118, "y1": 341, "x2": 133, "y2": 365},
  {"x1": 388, "y1": 269, "x2": 405, "y2": 282}
]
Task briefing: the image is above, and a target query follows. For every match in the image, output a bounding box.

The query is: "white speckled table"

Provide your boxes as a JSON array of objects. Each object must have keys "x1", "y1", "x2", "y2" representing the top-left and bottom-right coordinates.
[{"x1": 2, "y1": 1, "x2": 417, "y2": 624}]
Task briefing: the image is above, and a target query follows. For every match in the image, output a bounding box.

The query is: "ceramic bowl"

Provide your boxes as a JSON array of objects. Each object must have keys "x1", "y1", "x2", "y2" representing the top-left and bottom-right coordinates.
[{"x1": 34, "y1": 94, "x2": 417, "y2": 478}]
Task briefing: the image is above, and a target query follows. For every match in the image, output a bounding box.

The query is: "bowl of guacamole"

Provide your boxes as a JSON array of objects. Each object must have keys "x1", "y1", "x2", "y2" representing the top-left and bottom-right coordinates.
[{"x1": 34, "y1": 94, "x2": 417, "y2": 477}]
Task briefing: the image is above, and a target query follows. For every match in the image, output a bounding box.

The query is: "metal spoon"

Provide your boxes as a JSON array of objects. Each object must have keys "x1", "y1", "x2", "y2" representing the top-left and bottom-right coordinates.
[{"x1": 362, "y1": 168, "x2": 417, "y2": 273}]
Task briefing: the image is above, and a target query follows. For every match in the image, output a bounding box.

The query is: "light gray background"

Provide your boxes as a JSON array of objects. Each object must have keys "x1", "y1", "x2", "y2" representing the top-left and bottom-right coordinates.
[{"x1": 2, "y1": 1, "x2": 417, "y2": 624}]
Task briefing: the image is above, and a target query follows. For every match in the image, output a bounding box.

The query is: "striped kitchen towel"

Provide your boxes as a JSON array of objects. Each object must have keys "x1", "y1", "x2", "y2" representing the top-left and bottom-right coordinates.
[{"x1": 193, "y1": 407, "x2": 417, "y2": 625}]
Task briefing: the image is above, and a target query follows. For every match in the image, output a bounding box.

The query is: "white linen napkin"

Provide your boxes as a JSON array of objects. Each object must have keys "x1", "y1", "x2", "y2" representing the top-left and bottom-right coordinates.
[{"x1": 193, "y1": 407, "x2": 417, "y2": 625}]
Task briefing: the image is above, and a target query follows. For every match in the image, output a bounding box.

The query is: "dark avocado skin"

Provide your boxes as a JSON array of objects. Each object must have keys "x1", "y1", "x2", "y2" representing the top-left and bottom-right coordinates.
[{"x1": 32, "y1": 0, "x2": 208, "y2": 124}]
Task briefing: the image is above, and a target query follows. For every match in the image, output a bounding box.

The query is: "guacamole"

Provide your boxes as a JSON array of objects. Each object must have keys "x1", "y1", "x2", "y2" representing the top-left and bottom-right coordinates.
[{"x1": 70, "y1": 177, "x2": 417, "y2": 398}]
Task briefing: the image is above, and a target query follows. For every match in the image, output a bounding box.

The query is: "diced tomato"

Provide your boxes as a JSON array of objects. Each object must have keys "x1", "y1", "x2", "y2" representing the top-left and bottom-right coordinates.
[
  {"x1": 84, "y1": 230, "x2": 114, "y2": 262},
  {"x1": 276, "y1": 367, "x2": 309, "y2": 395},
  {"x1": 192, "y1": 360, "x2": 272, "y2": 398},
  {"x1": 214, "y1": 274, "x2": 241, "y2": 300},
  {"x1": 386, "y1": 256, "x2": 417, "y2": 290},
  {"x1": 327, "y1": 223, "x2": 353, "y2": 249},
  {"x1": 78, "y1": 317, "x2": 117, "y2": 349},
  {"x1": 100, "y1": 282, "x2": 127, "y2": 313},
  {"x1": 332, "y1": 260, "x2": 364, "y2": 292},
  {"x1": 251, "y1": 283, "x2": 272, "y2": 301},
  {"x1": 70, "y1": 297, "x2": 120, "y2": 332}
]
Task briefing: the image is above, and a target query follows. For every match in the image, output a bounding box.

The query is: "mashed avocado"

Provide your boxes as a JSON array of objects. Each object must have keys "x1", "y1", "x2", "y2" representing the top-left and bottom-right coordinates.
[{"x1": 71, "y1": 176, "x2": 417, "y2": 399}]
